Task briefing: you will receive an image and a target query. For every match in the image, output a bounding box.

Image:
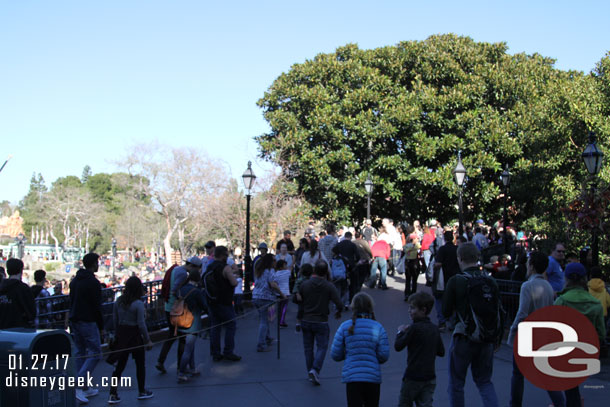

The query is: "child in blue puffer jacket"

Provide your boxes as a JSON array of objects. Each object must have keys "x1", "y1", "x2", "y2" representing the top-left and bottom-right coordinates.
[{"x1": 331, "y1": 292, "x2": 390, "y2": 407}]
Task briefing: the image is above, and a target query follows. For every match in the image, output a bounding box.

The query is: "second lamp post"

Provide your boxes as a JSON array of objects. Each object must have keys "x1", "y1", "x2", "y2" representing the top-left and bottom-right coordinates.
[
  {"x1": 581, "y1": 132, "x2": 604, "y2": 267},
  {"x1": 501, "y1": 165, "x2": 511, "y2": 255},
  {"x1": 242, "y1": 161, "x2": 257, "y2": 295}
]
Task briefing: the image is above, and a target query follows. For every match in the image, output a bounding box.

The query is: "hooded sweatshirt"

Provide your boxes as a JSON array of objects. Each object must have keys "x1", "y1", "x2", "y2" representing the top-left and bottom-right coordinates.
[
  {"x1": 0, "y1": 278, "x2": 36, "y2": 329},
  {"x1": 555, "y1": 286, "x2": 606, "y2": 345},
  {"x1": 588, "y1": 278, "x2": 610, "y2": 317},
  {"x1": 69, "y1": 268, "x2": 103, "y2": 330}
]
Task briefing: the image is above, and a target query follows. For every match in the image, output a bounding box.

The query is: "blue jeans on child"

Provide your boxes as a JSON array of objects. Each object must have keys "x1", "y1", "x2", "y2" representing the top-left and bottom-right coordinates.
[
  {"x1": 179, "y1": 333, "x2": 197, "y2": 374},
  {"x1": 448, "y1": 335, "x2": 498, "y2": 407},
  {"x1": 301, "y1": 321, "x2": 330, "y2": 373},
  {"x1": 253, "y1": 299, "x2": 274, "y2": 349}
]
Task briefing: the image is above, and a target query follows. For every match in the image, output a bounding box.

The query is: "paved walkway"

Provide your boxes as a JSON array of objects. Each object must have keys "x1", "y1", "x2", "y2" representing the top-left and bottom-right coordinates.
[{"x1": 83, "y1": 275, "x2": 609, "y2": 406}]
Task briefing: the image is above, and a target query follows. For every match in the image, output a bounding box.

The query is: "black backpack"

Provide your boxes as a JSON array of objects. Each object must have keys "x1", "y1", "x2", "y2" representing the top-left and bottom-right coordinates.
[
  {"x1": 459, "y1": 272, "x2": 505, "y2": 344},
  {"x1": 203, "y1": 261, "x2": 224, "y2": 302}
]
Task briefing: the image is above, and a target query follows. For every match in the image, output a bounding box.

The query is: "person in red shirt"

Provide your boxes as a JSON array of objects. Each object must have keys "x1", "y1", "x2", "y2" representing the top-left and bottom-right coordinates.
[
  {"x1": 420, "y1": 226, "x2": 436, "y2": 269},
  {"x1": 366, "y1": 233, "x2": 391, "y2": 290}
]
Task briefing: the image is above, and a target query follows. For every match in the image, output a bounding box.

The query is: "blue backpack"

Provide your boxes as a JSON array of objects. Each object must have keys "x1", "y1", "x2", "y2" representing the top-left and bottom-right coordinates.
[{"x1": 331, "y1": 257, "x2": 347, "y2": 281}]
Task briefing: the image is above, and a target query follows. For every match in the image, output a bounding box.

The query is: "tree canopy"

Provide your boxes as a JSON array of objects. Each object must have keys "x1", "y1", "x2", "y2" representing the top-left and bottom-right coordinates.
[{"x1": 257, "y1": 34, "x2": 609, "y2": 239}]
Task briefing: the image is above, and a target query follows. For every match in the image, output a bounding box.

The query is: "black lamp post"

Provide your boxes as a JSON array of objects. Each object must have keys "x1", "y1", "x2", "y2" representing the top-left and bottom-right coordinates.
[
  {"x1": 15, "y1": 233, "x2": 27, "y2": 260},
  {"x1": 364, "y1": 175, "x2": 373, "y2": 221},
  {"x1": 501, "y1": 165, "x2": 511, "y2": 255},
  {"x1": 453, "y1": 152, "x2": 466, "y2": 237},
  {"x1": 581, "y1": 132, "x2": 604, "y2": 267},
  {"x1": 111, "y1": 237, "x2": 117, "y2": 279},
  {"x1": 242, "y1": 161, "x2": 257, "y2": 295}
]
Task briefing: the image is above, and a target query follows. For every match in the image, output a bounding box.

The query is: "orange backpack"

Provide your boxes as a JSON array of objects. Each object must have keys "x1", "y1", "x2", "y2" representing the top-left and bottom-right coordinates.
[{"x1": 169, "y1": 287, "x2": 197, "y2": 335}]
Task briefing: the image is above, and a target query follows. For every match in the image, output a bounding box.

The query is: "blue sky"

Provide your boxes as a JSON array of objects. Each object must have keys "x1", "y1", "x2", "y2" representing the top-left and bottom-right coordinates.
[{"x1": 1, "y1": 0, "x2": 609, "y2": 204}]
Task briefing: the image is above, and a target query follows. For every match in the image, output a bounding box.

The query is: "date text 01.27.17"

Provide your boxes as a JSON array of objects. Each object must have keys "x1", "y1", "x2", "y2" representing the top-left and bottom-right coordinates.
[{"x1": 8, "y1": 354, "x2": 69, "y2": 371}]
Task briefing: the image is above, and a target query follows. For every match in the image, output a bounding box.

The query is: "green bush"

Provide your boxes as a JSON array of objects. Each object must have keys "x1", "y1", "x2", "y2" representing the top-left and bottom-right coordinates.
[{"x1": 44, "y1": 262, "x2": 63, "y2": 272}]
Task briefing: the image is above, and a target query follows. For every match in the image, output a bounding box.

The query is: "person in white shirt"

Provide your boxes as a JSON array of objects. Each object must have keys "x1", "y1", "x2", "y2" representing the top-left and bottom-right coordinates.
[{"x1": 274, "y1": 260, "x2": 292, "y2": 327}]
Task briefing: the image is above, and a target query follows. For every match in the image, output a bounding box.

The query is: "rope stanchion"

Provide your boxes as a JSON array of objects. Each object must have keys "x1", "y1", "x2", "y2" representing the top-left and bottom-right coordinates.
[{"x1": 71, "y1": 297, "x2": 284, "y2": 361}]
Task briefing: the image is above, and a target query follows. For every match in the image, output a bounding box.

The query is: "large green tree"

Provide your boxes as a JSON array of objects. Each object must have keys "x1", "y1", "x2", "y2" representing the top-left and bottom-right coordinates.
[{"x1": 257, "y1": 34, "x2": 608, "y2": 235}]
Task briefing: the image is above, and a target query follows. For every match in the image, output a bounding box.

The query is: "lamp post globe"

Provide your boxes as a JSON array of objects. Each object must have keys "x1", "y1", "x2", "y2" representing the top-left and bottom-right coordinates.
[
  {"x1": 453, "y1": 152, "x2": 466, "y2": 237},
  {"x1": 581, "y1": 132, "x2": 604, "y2": 266},
  {"x1": 364, "y1": 175, "x2": 373, "y2": 220},
  {"x1": 242, "y1": 161, "x2": 256, "y2": 295}
]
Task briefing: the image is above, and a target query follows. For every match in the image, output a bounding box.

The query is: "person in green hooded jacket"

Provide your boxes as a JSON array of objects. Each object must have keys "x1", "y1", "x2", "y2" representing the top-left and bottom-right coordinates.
[{"x1": 554, "y1": 262, "x2": 605, "y2": 407}]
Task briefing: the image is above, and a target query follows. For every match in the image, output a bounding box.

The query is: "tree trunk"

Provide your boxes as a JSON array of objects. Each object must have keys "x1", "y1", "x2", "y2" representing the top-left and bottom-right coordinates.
[
  {"x1": 49, "y1": 226, "x2": 60, "y2": 258},
  {"x1": 85, "y1": 226, "x2": 90, "y2": 252}
]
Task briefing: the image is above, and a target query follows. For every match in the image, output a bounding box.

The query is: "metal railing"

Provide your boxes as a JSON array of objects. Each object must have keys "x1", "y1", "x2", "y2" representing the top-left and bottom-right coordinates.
[
  {"x1": 495, "y1": 278, "x2": 524, "y2": 327},
  {"x1": 34, "y1": 280, "x2": 167, "y2": 333}
]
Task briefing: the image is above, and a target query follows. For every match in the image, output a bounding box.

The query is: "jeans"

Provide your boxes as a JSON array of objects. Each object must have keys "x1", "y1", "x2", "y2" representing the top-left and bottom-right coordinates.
[
  {"x1": 179, "y1": 333, "x2": 197, "y2": 374},
  {"x1": 301, "y1": 321, "x2": 330, "y2": 373},
  {"x1": 510, "y1": 355, "x2": 565, "y2": 407},
  {"x1": 399, "y1": 378, "x2": 436, "y2": 407},
  {"x1": 158, "y1": 311, "x2": 185, "y2": 365},
  {"x1": 448, "y1": 335, "x2": 498, "y2": 407},
  {"x1": 346, "y1": 382, "x2": 380, "y2": 407},
  {"x1": 208, "y1": 303, "x2": 237, "y2": 356},
  {"x1": 71, "y1": 321, "x2": 101, "y2": 385},
  {"x1": 369, "y1": 257, "x2": 387, "y2": 287},
  {"x1": 423, "y1": 250, "x2": 432, "y2": 269},
  {"x1": 434, "y1": 293, "x2": 446, "y2": 325},
  {"x1": 564, "y1": 386, "x2": 581, "y2": 407},
  {"x1": 333, "y1": 279, "x2": 348, "y2": 308},
  {"x1": 254, "y1": 299, "x2": 275, "y2": 349},
  {"x1": 391, "y1": 249, "x2": 402, "y2": 272}
]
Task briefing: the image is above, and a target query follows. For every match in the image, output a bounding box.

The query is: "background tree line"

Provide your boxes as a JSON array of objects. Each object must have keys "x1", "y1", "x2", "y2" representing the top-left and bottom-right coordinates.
[
  {"x1": 13, "y1": 143, "x2": 310, "y2": 260},
  {"x1": 257, "y1": 34, "x2": 610, "y2": 257}
]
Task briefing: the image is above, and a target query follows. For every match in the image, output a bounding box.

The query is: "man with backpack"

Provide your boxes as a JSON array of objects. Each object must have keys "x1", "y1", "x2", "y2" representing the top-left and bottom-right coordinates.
[
  {"x1": 203, "y1": 246, "x2": 241, "y2": 362},
  {"x1": 156, "y1": 256, "x2": 202, "y2": 374},
  {"x1": 442, "y1": 243, "x2": 501, "y2": 407}
]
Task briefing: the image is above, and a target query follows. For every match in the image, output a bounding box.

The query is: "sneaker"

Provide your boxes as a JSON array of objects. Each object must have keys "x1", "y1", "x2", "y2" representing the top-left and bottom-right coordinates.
[
  {"x1": 223, "y1": 353, "x2": 242, "y2": 362},
  {"x1": 107, "y1": 393, "x2": 121, "y2": 404},
  {"x1": 266, "y1": 337, "x2": 275, "y2": 345},
  {"x1": 279, "y1": 323, "x2": 288, "y2": 328},
  {"x1": 212, "y1": 355, "x2": 223, "y2": 362},
  {"x1": 155, "y1": 363, "x2": 167, "y2": 374},
  {"x1": 295, "y1": 324, "x2": 301, "y2": 333},
  {"x1": 177, "y1": 374, "x2": 190, "y2": 383},
  {"x1": 308, "y1": 369, "x2": 321, "y2": 386},
  {"x1": 257, "y1": 346, "x2": 272, "y2": 352},
  {"x1": 83, "y1": 388, "x2": 99, "y2": 398},
  {"x1": 137, "y1": 390, "x2": 154, "y2": 400},
  {"x1": 76, "y1": 389, "x2": 89, "y2": 404},
  {"x1": 185, "y1": 369, "x2": 201, "y2": 376},
  {"x1": 380, "y1": 285, "x2": 389, "y2": 290}
]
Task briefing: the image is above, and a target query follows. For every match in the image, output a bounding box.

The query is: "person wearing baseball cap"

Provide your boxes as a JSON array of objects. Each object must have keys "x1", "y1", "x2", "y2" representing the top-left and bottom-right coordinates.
[
  {"x1": 554, "y1": 261, "x2": 606, "y2": 406},
  {"x1": 156, "y1": 255, "x2": 202, "y2": 373}
]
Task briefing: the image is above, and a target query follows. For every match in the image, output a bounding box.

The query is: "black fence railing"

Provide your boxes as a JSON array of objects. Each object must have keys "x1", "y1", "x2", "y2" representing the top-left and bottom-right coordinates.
[
  {"x1": 495, "y1": 278, "x2": 523, "y2": 327},
  {"x1": 35, "y1": 280, "x2": 167, "y2": 335}
]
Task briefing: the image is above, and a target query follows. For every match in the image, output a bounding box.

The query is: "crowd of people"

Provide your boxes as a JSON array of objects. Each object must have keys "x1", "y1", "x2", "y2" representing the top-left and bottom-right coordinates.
[{"x1": 1, "y1": 217, "x2": 609, "y2": 407}]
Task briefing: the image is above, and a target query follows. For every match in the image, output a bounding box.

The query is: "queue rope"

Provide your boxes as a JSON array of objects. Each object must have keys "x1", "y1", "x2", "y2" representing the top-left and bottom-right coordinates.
[{"x1": 71, "y1": 297, "x2": 284, "y2": 360}]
